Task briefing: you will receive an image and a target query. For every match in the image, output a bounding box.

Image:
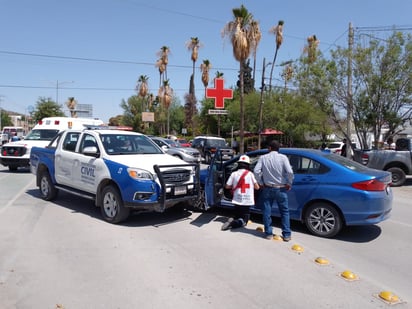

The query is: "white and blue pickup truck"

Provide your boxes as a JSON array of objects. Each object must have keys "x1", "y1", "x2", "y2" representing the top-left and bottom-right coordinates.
[{"x1": 30, "y1": 128, "x2": 199, "y2": 223}]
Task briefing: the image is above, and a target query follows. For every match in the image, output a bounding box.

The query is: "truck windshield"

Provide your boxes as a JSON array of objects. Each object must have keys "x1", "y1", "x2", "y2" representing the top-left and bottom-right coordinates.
[{"x1": 25, "y1": 129, "x2": 60, "y2": 141}]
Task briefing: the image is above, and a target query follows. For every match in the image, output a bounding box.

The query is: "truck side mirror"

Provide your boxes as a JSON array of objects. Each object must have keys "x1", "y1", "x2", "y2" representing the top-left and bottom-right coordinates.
[{"x1": 83, "y1": 146, "x2": 99, "y2": 158}]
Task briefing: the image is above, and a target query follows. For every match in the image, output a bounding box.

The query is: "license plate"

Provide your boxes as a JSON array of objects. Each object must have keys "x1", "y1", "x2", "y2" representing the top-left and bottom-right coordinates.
[{"x1": 174, "y1": 186, "x2": 187, "y2": 195}]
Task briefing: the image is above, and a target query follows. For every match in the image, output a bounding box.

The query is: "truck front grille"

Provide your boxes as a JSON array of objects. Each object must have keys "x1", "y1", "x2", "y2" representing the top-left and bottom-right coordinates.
[
  {"x1": 1, "y1": 146, "x2": 26, "y2": 157},
  {"x1": 161, "y1": 168, "x2": 191, "y2": 183}
]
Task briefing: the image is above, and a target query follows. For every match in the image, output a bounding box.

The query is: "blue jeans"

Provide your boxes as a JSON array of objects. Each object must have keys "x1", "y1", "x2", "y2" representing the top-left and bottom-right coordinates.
[{"x1": 260, "y1": 187, "x2": 291, "y2": 238}]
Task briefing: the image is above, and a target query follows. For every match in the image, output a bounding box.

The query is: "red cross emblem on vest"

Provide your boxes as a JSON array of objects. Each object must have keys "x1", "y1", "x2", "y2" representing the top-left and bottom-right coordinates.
[
  {"x1": 206, "y1": 78, "x2": 233, "y2": 109},
  {"x1": 238, "y1": 178, "x2": 250, "y2": 193}
]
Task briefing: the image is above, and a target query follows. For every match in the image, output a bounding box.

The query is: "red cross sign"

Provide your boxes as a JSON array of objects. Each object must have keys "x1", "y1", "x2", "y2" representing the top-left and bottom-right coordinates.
[
  {"x1": 206, "y1": 78, "x2": 233, "y2": 109},
  {"x1": 238, "y1": 178, "x2": 250, "y2": 193}
]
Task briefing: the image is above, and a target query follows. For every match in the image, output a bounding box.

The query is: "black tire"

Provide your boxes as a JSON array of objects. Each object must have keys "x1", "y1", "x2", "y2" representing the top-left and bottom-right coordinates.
[
  {"x1": 39, "y1": 170, "x2": 58, "y2": 201},
  {"x1": 304, "y1": 202, "x2": 342, "y2": 238},
  {"x1": 8, "y1": 165, "x2": 18, "y2": 171},
  {"x1": 387, "y1": 167, "x2": 406, "y2": 187},
  {"x1": 101, "y1": 185, "x2": 130, "y2": 223}
]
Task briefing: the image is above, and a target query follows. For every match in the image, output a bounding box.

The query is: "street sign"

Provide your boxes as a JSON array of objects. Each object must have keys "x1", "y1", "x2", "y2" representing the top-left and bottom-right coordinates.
[
  {"x1": 206, "y1": 78, "x2": 233, "y2": 109},
  {"x1": 208, "y1": 109, "x2": 228, "y2": 115}
]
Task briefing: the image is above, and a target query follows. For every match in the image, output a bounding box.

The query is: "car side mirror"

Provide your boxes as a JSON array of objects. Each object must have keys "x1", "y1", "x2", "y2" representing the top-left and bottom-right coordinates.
[{"x1": 83, "y1": 146, "x2": 99, "y2": 157}]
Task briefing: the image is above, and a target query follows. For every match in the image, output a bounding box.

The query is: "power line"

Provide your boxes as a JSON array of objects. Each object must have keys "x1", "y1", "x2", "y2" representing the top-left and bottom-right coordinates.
[{"x1": 0, "y1": 50, "x2": 238, "y2": 72}]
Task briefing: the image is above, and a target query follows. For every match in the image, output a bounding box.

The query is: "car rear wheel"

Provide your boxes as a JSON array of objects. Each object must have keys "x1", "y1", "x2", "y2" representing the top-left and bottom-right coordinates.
[
  {"x1": 101, "y1": 185, "x2": 130, "y2": 223},
  {"x1": 304, "y1": 202, "x2": 342, "y2": 238},
  {"x1": 387, "y1": 167, "x2": 406, "y2": 187},
  {"x1": 39, "y1": 170, "x2": 58, "y2": 201}
]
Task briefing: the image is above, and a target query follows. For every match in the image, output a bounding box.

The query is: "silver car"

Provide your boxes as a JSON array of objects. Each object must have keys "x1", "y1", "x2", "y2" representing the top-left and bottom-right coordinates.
[{"x1": 150, "y1": 137, "x2": 201, "y2": 163}]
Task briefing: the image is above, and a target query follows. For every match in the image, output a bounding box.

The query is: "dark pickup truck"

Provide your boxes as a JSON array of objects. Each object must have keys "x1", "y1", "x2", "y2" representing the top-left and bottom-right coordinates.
[{"x1": 353, "y1": 138, "x2": 412, "y2": 186}]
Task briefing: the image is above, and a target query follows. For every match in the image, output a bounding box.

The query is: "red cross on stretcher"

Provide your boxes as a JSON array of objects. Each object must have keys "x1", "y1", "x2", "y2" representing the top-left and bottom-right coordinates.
[{"x1": 206, "y1": 78, "x2": 233, "y2": 109}]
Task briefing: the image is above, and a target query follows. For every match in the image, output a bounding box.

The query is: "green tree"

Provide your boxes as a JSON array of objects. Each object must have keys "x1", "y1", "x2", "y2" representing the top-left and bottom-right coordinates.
[
  {"x1": 33, "y1": 97, "x2": 65, "y2": 122},
  {"x1": 1, "y1": 111, "x2": 13, "y2": 129},
  {"x1": 292, "y1": 53, "x2": 335, "y2": 142},
  {"x1": 330, "y1": 31, "x2": 412, "y2": 148},
  {"x1": 222, "y1": 4, "x2": 261, "y2": 154}
]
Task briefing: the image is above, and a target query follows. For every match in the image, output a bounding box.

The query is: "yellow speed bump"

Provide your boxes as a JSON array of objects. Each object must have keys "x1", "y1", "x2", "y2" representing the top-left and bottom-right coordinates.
[
  {"x1": 256, "y1": 226, "x2": 264, "y2": 232},
  {"x1": 340, "y1": 270, "x2": 359, "y2": 281},
  {"x1": 377, "y1": 291, "x2": 401, "y2": 304},
  {"x1": 314, "y1": 257, "x2": 330, "y2": 265},
  {"x1": 272, "y1": 234, "x2": 282, "y2": 241},
  {"x1": 291, "y1": 244, "x2": 304, "y2": 253}
]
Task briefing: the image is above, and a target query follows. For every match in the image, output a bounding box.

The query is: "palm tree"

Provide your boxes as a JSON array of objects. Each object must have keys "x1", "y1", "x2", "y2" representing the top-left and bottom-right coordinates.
[
  {"x1": 66, "y1": 97, "x2": 77, "y2": 118},
  {"x1": 222, "y1": 5, "x2": 260, "y2": 153},
  {"x1": 305, "y1": 35, "x2": 320, "y2": 63},
  {"x1": 136, "y1": 75, "x2": 149, "y2": 98},
  {"x1": 136, "y1": 75, "x2": 149, "y2": 112},
  {"x1": 200, "y1": 59, "x2": 211, "y2": 91},
  {"x1": 156, "y1": 46, "x2": 170, "y2": 86},
  {"x1": 186, "y1": 37, "x2": 202, "y2": 87},
  {"x1": 158, "y1": 79, "x2": 173, "y2": 135},
  {"x1": 250, "y1": 20, "x2": 262, "y2": 86},
  {"x1": 215, "y1": 71, "x2": 224, "y2": 78},
  {"x1": 269, "y1": 20, "x2": 284, "y2": 91}
]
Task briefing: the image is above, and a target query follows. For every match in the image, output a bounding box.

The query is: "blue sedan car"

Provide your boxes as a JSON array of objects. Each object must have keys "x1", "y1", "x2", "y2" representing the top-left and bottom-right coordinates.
[{"x1": 196, "y1": 148, "x2": 393, "y2": 238}]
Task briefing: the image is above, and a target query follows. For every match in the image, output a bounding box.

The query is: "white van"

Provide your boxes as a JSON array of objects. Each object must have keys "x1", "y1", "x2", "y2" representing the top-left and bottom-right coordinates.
[{"x1": 0, "y1": 117, "x2": 104, "y2": 171}]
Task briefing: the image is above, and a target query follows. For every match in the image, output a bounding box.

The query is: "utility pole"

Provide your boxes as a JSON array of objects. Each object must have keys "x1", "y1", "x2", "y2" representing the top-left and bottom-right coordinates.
[
  {"x1": 258, "y1": 58, "x2": 266, "y2": 150},
  {"x1": 346, "y1": 22, "x2": 354, "y2": 158}
]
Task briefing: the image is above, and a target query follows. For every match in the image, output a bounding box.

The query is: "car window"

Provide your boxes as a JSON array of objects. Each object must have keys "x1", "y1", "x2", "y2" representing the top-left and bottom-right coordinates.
[
  {"x1": 205, "y1": 139, "x2": 227, "y2": 147},
  {"x1": 80, "y1": 134, "x2": 98, "y2": 153},
  {"x1": 25, "y1": 129, "x2": 60, "y2": 141},
  {"x1": 326, "y1": 153, "x2": 372, "y2": 172},
  {"x1": 62, "y1": 132, "x2": 80, "y2": 152},
  {"x1": 286, "y1": 154, "x2": 328, "y2": 174}
]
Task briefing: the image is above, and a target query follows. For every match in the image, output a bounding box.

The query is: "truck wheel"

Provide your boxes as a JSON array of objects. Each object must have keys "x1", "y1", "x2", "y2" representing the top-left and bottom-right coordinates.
[
  {"x1": 8, "y1": 165, "x2": 18, "y2": 172},
  {"x1": 387, "y1": 167, "x2": 406, "y2": 187},
  {"x1": 101, "y1": 185, "x2": 130, "y2": 223},
  {"x1": 39, "y1": 170, "x2": 58, "y2": 201},
  {"x1": 304, "y1": 202, "x2": 342, "y2": 238}
]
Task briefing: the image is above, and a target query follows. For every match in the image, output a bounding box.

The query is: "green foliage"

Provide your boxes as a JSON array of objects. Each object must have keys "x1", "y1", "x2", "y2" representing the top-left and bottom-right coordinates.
[
  {"x1": 330, "y1": 31, "x2": 412, "y2": 148},
  {"x1": 1, "y1": 111, "x2": 13, "y2": 129},
  {"x1": 32, "y1": 97, "x2": 65, "y2": 122}
]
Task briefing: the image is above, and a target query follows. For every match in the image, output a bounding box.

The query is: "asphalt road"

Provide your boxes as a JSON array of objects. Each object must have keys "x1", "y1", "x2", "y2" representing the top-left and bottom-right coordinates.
[{"x1": 0, "y1": 166, "x2": 411, "y2": 309}]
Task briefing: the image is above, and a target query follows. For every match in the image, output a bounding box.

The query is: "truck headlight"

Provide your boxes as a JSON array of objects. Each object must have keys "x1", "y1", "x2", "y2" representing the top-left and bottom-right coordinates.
[{"x1": 127, "y1": 168, "x2": 155, "y2": 180}]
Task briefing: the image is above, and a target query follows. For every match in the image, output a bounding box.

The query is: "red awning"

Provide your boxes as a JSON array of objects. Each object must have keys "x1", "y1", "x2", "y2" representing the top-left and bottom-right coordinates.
[{"x1": 260, "y1": 128, "x2": 283, "y2": 135}]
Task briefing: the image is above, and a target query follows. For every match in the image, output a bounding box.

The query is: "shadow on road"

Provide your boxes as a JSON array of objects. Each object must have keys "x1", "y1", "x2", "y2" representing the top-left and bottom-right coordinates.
[{"x1": 25, "y1": 188, "x2": 383, "y2": 242}]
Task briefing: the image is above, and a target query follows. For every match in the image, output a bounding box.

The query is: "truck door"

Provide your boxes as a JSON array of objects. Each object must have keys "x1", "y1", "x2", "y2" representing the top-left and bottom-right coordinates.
[
  {"x1": 71, "y1": 134, "x2": 106, "y2": 193},
  {"x1": 55, "y1": 132, "x2": 81, "y2": 185},
  {"x1": 204, "y1": 150, "x2": 226, "y2": 207}
]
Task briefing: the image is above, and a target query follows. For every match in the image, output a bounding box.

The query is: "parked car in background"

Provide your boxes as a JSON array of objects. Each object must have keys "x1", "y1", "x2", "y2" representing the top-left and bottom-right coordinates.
[
  {"x1": 191, "y1": 136, "x2": 233, "y2": 164},
  {"x1": 177, "y1": 138, "x2": 191, "y2": 147},
  {"x1": 326, "y1": 141, "x2": 357, "y2": 158},
  {"x1": 196, "y1": 148, "x2": 393, "y2": 238},
  {"x1": 150, "y1": 136, "x2": 201, "y2": 163},
  {"x1": 353, "y1": 138, "x2": 412, "y2": 187}
]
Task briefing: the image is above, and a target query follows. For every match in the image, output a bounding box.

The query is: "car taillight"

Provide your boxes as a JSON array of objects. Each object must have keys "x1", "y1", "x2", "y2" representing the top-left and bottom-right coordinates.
[
  {"x1": 352, "y1": 179, "x2": 386, "y2": 191},
  {"x1": 361, "y1": 153, "x2": 369, "y2": 165}
]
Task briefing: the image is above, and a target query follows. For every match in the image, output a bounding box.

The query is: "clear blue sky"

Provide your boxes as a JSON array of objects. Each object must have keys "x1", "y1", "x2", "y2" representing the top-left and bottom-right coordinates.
[{"x1": 1, "y1": 0, "x2": 412, "y2": 123}]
